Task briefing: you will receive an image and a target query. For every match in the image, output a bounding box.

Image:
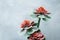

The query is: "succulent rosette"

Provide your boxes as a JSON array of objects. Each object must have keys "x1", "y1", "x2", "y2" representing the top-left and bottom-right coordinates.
[
  {"x1": 31, "y1": 7, "x2": 51, "y2": 22},
  {"x1": 20, "y1": 20, "x2": 38, "y2": 34}
]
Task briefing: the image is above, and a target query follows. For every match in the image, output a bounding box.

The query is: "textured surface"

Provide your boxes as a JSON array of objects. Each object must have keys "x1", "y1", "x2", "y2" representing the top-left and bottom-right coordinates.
[{"x1": 0, "y1": 0, "x2": 60, "y2": 40}]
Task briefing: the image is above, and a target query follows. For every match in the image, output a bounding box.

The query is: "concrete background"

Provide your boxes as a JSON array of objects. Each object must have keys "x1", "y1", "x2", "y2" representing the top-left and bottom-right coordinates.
[{"x1": 0, "y1": 0, "x2": 60, "y2": 40}]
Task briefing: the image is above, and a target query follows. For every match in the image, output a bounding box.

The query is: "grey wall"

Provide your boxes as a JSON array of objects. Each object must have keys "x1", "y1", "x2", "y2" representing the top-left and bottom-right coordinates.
[{"x1": 0, "y1": 0, "x2": 60, "y2": 40}]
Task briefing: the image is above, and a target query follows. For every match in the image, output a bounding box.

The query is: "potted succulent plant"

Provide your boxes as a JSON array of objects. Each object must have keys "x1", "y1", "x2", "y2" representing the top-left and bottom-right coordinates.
[{"x1": 20, "y1": 6, "x2": 51, "y2": 40}]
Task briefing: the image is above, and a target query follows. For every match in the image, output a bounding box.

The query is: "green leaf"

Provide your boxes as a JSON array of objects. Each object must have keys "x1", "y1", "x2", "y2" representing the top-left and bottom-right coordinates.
[
  {"x1": 26, "y1": 28, "x2": 33, "y2": 35},
  {"x1": 47, "y1": 13, "x2": 51, "y2": 14},
  {"x1": 34, "y1": 12, "x2": 37, "y2": 14},
  {"x1": 32, "y1": 23, "x2": 38, "y2": 26},
  {"x1": 43, "y1": 38, "x2": 46, "y2": 40},
  {"x1": 27, "y1": 28, "x2": 32, "y2": 32},
  {"x1": 21, "y1": 29, "x2": 25, "y2": 32},
  {"x1": 36, "y1": 29, "x2": 41, "y2": 32},
  {"x1": 44, "y1": 15, "x2": 51, "y2": 19},
  {"x1": 42, "y1": 18, "x2": 47, "y2": 21}
]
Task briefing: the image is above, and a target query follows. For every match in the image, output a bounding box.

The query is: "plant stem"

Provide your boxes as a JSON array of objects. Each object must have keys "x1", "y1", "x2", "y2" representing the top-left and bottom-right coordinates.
[{"x1": 37, "y1": 18, "x2": 41, "y2": 28}]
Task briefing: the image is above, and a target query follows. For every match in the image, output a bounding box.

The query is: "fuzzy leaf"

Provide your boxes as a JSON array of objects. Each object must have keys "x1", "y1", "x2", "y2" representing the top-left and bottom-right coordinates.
[
  {"x1": 32, "y1": 23, "x2": 38, "y2": 26},
  {"x1": 26, "y1": 28, "x2": 33, "y2": 35},
  {"x1": 42, "y1": 18, "x2": 47, "y2": 21},
  {"x1": 21, "y1": 29, "x2": 25, "y2": 32},
  {"x1": 47, "y1": 13, "x2": 51, "y2": 14},
  {"x1": 27, "y1": 28, "x2": 33, "y2": 32},
  {"x1": 44, "y1": 15, "x2": 51, "y2": 19},
  {"x1": 43, "y1": 38, "x2": 46, "y2": 40}
]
